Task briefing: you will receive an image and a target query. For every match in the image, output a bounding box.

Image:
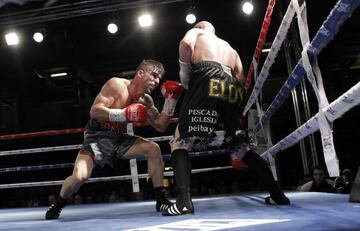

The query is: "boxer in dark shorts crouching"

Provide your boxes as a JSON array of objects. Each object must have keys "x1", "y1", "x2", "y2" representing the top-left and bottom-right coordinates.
[
  {"x1": 82, "y1": 119, "x2": 139, "y2": 167},
  {"x1": 45, "y1": 59, "x2": 183, "y2": 219},
  {"x1": 163, "y1": 21, "x2": 289, "y2": 216}
]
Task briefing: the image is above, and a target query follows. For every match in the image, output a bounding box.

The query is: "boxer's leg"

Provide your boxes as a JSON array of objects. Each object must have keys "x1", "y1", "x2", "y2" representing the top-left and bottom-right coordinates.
[
  {"x1": 45, "y1": 150, "x2": 94, "y2": 220},
  {"x1": 123, "y1": 137, "x2": 173, "y2": 212},
  {"x1": 163, "y1": 127, "x2": 194, "y2": 216},
  {"x1": 242, "y1": 150, "x2": 290, "y2": 205}
]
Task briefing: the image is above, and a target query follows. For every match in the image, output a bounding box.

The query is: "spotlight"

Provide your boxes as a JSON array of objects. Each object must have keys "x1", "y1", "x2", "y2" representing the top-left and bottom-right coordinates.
[
  {"x1": 186, "y1": 12, "x2": 196, "y2": 24},
  {"x1": 5, "y1": 32, "x2": 19, "y2": 46},
  {"x1": 33, "y1": 32, "x2": 44, "y2": 43},
  {"x1": 241, "y1": 0, "x2": 254, "y2": 15},
  {"x1": 138, "y1": 14, "x2": 153, "y2": 28},
  {"x1": 107, "y1": 23, "x2": 118, "y2": 34},
  {"x1": 185, "y1": 2, "x2": 197, "y2": 24}
]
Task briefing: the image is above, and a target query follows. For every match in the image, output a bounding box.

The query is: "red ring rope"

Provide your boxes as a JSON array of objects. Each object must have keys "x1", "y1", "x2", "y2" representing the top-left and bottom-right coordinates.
[
  {"x1": 0, "y1": 118, "x2": 178, "y2": 141},
  {"x1": 245, "y1": 0, "x2": 277, "y2": 93}
]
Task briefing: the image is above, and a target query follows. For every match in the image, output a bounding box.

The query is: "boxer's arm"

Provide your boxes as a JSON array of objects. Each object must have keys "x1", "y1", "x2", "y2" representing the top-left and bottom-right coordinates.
[
  {"x1": 179, "y1": 29, "x2": 197, "y2": 63},
  {"x1": 233, "y1": 53, "x2": 245, "y2": 85},
  {"x1": 148, "y1": 110, "x2": 172, "y2": 132},
  {"x1": 179, "y1": 30, "x2": 197, "y2": 89},
  {"x1": 138, "y1": 94, "x2": 171, "y2": 132},
  {"x1": 90, "y1": 78, "x2": 125, "y2": 121},
  {"x1": 140, "y1": 81, "x2": 183, "y2": 132}
]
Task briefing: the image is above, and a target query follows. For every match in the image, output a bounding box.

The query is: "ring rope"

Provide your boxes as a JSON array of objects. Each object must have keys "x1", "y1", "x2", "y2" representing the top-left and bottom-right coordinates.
[
  {"x1": 292, "y1": 0, "x2": 339, "y2": 176},
  {"x1": 0, "y1": 149, "x2": 229, "y2": 173},
  {"x1": 0, "y1": 163, "x2": 74, "y2": 173},
  {"x1": 0, "y1": 135, "x2": 174, "y2": 156},
  {"x1": 245, "y1": 0, "x2": 277, "y2": 93},
  {"x1": 0, "y1": 118, "x2": 178, "y2": 141},
  {"x1": 0, "y1": 130, "x2": 228, "y2": 156},
  {"x1": 0, "y1": 144, "x2": 82, "y2": 156},
  {"x1": 243, "y1": 1, "x2": 296, "y2": 116},
  {"x1": 0, "y1": 166, "x2": 232, "y2": 189},
  {"x1": 0, "y1": 128, "x2": 85, "y2": 141},
  {"x1": 261, "y1": 81, "x2": 360, "y2": 158},
  {"x1": 248, "y1": 0, "x2": 360, "y2": 135}
]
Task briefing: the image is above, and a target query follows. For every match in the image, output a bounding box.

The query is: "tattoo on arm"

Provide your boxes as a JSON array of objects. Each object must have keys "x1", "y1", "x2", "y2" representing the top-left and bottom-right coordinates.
[{"x1": 148, "y1": 106, "x2": 160, "y2": 124}]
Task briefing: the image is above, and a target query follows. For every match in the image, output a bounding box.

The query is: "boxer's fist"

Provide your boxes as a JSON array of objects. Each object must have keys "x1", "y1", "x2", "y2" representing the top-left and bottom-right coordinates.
[
  {"x1": 230, "y1": 153, "x2": 248, "y2": 171},
  {"x1": 161, "y1": 81, "x2": 183, "y2": 100},
  {"x1": 161, "y1": 81, "x2": 183, "y2": 117},
  {"x1": 138, "y1": 94, "x2": 155, "y2": 108},
  {"x1": 138, "y1": 94, "x2": 160, "y2": 119},
  {"x1": 124, "y1": 103, "x2": 148, "y2": 123}
]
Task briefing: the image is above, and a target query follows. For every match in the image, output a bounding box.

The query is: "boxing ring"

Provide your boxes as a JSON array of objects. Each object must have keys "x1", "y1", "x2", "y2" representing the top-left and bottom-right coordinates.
[
  {"x1": 0, "y1": 192, "x2": 359, "y2": 231},
  {"x1": 1, "y1": 0, "x2": 360, "y2": 230}
]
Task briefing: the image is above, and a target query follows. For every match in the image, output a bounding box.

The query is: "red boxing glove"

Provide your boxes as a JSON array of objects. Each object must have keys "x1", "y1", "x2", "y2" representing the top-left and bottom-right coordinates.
[
  {"x1": 230, "y1": 153, "x2": 248, "y2": 171},
  {"x1": 124, "y1": 103, "x2": 148, "y2": 123},
  {"x1": 161, "y1": 81, "x2": 183, "y2": 116},
  {"x1": 161, "y1": 80, "x2": 183, "y2": 100}
]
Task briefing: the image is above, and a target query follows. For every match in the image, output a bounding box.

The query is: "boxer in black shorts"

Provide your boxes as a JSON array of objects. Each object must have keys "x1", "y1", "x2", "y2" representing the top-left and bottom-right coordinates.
[
  {"x1": 177, "y1": 61, "x2": 245, "y2": 146},
  {"x1": 45, "y1": 60, "x2": 183, "y2": 219},
  {"x1": 81, "y1": 120, "x2": 140, "y2": 167},
  {"x1": 163, "y1": 21, "x2": 289, "y2": 216}
]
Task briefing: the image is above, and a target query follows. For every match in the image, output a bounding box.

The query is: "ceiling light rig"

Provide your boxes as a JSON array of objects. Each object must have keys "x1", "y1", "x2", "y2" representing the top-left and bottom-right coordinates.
[
  {"x1": 5, "y1": 32, "x2": 20, "y2": 46},
  {"x1": 138, "y1": 13, "x2": 153, "y2": 28},
  {"x1": 33, "y1": 28, "x2": 46, "y2": 43},
  {"x1": 107, "y1": 22, "x2": 118, "y2": 34},
  {"x1": 185, "y1": 1, "x2": 197, "y2": 24},
  {"x1": 241, "y1": 0, "x2": 254, "y2": 15}
]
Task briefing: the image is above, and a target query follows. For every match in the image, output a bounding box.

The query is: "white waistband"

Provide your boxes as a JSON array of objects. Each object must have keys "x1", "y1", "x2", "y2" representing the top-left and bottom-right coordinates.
[{"x1": 221, "y1": 64, "x2": 232, "y2": 76}]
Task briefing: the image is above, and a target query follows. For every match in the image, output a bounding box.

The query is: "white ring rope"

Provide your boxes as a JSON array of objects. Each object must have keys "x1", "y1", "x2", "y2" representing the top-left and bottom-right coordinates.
[
  {"x1": 0, "y1": 149, "x2": 229, "y2": 173},
  {"x1": 261, "y1": 81, "x2": 360, "y2": 158},
  {"x1": 0, "y1": 135, "x2": 174, "y2": 156},
  {"x1": 0, "y1": 166, "x2": 232, "y2": 189},
  {"x1": 0, "y1": 163, "x2": 74, "y2": 173},
  {"x1": 0, "y1": 131, "x2": 228, "y2": 156},
  {"x1": 241, "y1": 0, "x2": 360, "y2": 176},
  {"x1": 248, "y1": 0, "x2": 360, "y2": 136}
]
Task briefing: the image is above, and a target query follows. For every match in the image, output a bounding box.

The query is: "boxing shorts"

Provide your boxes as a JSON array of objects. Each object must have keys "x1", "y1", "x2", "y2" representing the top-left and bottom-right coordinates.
[
  {"x1": 176, "y1": 61, "x2": 246, "y2": 150},
  {"x1": 82, "y1": 119, "x2": 139, "y2": 167}
]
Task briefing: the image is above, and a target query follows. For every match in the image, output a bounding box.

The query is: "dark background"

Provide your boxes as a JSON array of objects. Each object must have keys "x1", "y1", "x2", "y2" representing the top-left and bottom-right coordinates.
[{"x1": 0, "y1": 0, "x2": 359, "y2": 205}]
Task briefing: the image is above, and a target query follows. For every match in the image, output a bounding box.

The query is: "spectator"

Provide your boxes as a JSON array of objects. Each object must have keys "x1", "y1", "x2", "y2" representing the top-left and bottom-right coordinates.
[
  {"x1": 335, "y1": 168, "x2": 354, "y2": 194},
  {"x1": 299, "y1": 165, "x2": 336, "y2": 193}
]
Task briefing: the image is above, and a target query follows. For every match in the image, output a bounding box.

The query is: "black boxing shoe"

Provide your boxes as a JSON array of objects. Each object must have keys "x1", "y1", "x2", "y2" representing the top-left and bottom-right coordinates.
[
  {"x1": 156, "y1": 198, "x2": 174, "y2": 212},
  {"x1": 45, "y1": 198, "x2": 67, "y2": 220},
  {"x1": 265, "y1": 195, "x2": 290, "y2": 205},
  {"x1": 162, "y1": 194, "x2": 194, "y2": 216},
  {"x1": 162, "y1": 201, "x2": 194, "y2": 216}
]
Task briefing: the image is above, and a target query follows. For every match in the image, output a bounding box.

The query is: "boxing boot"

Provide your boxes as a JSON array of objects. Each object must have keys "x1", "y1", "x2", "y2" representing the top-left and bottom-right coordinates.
[
  {"x1": 154, "y1": 187, "x2": 174, "y2": 212},
  {"x1": 45, "y1": 197, "x2": 67, "y2": 220},
  {"x1": 156, "y1": 198, "x2": 174, "y2": 212},
  {"x1": 162, "y1": 149, "x2": 194, "y2": 216},
  {"x1": 162, "y1": 192, "x2": 194, "y2": 216},
  {"x1": 265, "y1": 196, "x2": 290, "y2": 205},
  {"x1": 242, "y1": 151, "x2": 290, "y2": 205}
]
